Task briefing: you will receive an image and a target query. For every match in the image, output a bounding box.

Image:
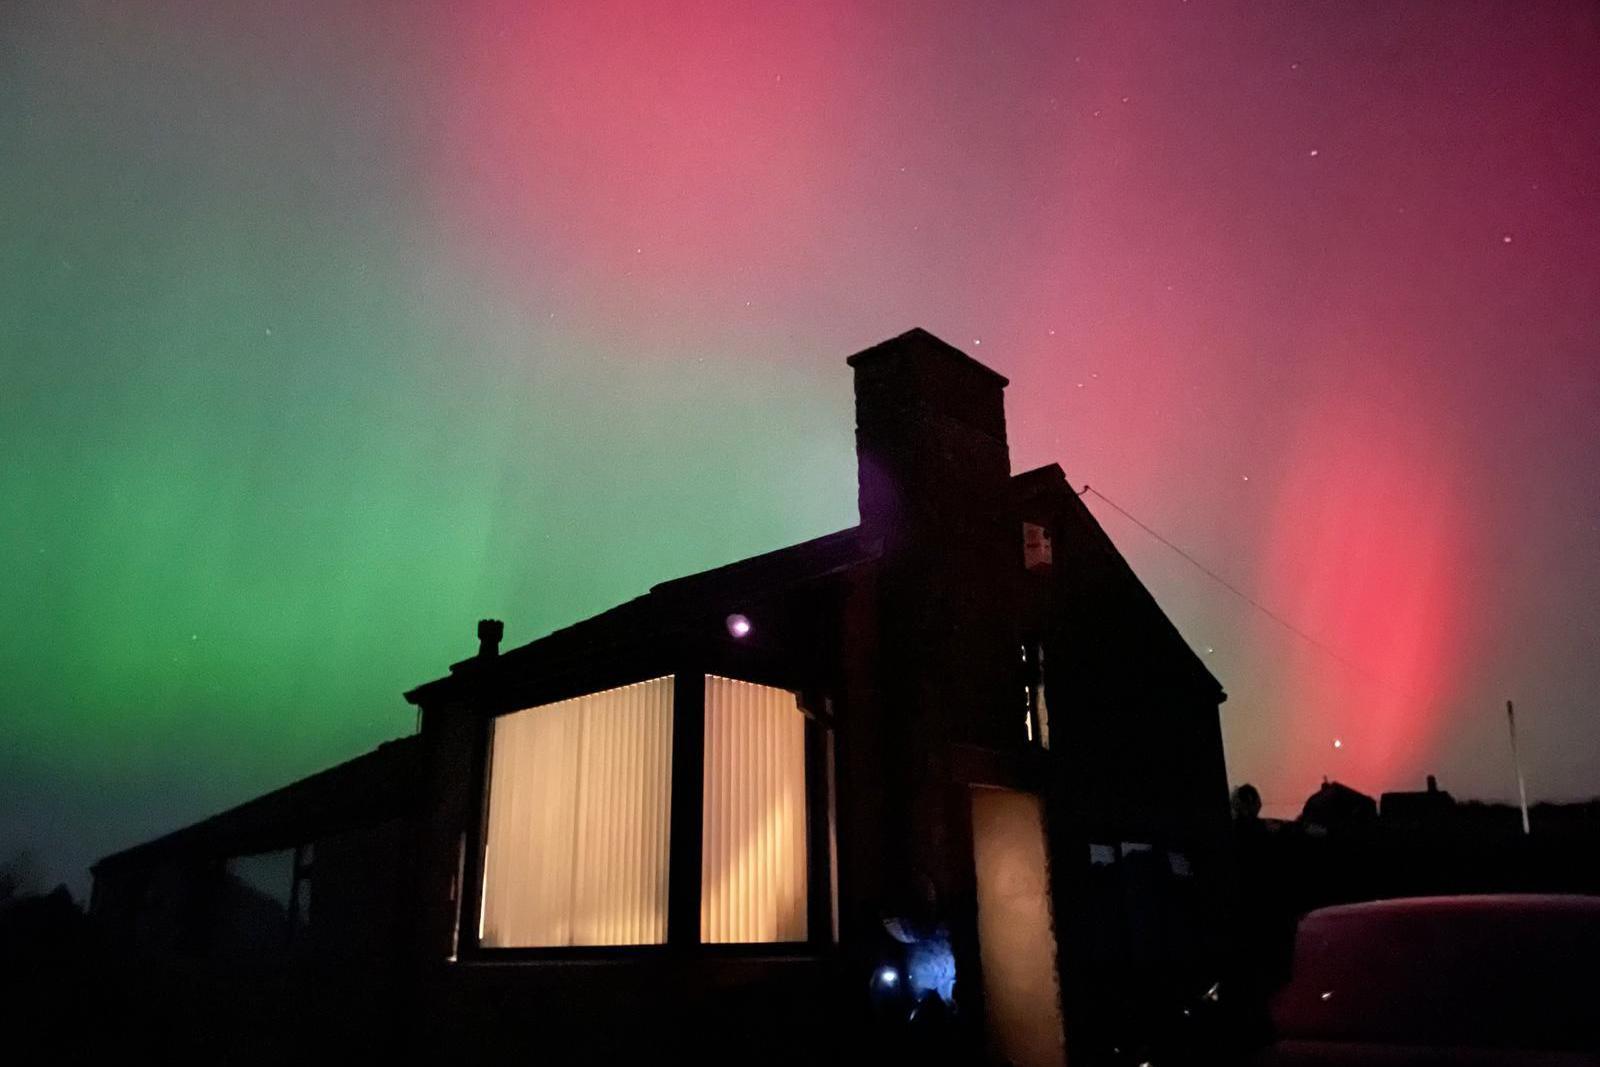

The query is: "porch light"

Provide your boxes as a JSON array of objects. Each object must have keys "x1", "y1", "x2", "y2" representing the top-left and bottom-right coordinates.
[{"x1": 725, "y1": 613, "x2": 752, "y2": 638}]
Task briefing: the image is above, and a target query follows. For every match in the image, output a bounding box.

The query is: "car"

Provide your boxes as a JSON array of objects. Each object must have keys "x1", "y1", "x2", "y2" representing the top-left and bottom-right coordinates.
[{"x1": 1250, "y1": 894, "x2": 1600, "y2": 1065}]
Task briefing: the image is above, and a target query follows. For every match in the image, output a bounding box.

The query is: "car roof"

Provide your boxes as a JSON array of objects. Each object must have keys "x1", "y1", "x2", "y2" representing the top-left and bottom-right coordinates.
[{"x1": 1302, "y1": 893, "x2": 1600, "y2": 921}]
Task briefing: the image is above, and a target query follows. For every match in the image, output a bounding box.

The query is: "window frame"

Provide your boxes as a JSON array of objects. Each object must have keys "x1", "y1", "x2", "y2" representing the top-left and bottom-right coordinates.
[{"x1": 456, "y1": 663, "x2": 837, "y2": 963}]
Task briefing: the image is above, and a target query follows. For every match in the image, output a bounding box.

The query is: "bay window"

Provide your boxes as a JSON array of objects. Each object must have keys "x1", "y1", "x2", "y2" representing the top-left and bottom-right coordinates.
[{"x1": 474, "y1": 672, "x2": 826, "y2": 952}]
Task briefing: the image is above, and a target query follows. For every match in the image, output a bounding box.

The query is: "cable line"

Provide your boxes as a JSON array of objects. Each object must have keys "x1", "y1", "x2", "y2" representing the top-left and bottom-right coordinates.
[{"x1": 1079, "y1": 483, "x2": 1373, "y2": 680}]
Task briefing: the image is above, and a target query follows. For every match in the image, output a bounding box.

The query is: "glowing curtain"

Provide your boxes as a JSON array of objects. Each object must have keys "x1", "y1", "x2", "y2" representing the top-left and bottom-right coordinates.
[
  {"x1": 701, "y1": 675, "x2": 808, "y2": 943},
  {"x1": 479, "y1": 676, "x2": 674, "y2": 947}
]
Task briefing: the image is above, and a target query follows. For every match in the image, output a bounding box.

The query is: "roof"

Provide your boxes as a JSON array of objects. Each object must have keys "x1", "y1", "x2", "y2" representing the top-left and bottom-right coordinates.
[
  {"x1": 93, "y1": 736, "x2": 422, "y2": 873},
  {"x1": 404, "y1": 526, "x2": 881, "y2": 704},
  {"x1": 1012, "y1": 463, "x2": 1226, "y2": 702}
]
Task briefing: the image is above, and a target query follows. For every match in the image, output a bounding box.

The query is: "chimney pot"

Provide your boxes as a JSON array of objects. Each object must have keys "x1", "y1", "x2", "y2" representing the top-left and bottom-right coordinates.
[{"x1": 477, "y1": 619, "x2": 504, "y2": 658}]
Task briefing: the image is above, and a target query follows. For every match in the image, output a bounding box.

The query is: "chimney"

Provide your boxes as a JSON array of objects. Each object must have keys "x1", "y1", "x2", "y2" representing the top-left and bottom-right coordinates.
[
  {"x1": 477, "y1": 619, "x2": 503, "y2": 659},
  {"x1": 845, "y1": 329, "x2": 1018, "y2": 910},
  {"x1": 848, "y1": 327, "x2": 1012, "y2": 545},
  {"x1": 1426, "y1": 774, "x2": 1438, "y2": 794}
]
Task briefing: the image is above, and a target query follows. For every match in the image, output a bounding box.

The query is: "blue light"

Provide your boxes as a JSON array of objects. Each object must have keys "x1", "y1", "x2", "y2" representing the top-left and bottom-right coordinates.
[{"x1": 906, "y1": 937, "x2": 957, "y2": 1004}]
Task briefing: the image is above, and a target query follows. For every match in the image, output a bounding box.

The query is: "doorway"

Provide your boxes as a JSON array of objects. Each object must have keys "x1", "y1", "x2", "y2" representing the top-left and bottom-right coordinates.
[{"x1": 970, "y1": 786, "x2": 1067, "y2": 1067}]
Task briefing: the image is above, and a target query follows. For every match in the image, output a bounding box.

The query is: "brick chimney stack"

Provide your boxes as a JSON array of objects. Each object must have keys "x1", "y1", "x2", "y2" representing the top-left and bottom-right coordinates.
[
  {"x1": 848, "y1": 327, "x2": 1012, "y2": 547},
  {"x1": 846, "y1": 328, "x2": 1019, "y2": 928},
  {"x1": 848, "y1": 328, "x2": 1017, "y2": 742}
]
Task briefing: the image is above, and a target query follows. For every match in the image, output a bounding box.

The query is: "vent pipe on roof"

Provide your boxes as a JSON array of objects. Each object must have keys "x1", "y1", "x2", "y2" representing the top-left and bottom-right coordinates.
[{"x1": 477, "y1": 619, "x2": 504, "y2": 659}]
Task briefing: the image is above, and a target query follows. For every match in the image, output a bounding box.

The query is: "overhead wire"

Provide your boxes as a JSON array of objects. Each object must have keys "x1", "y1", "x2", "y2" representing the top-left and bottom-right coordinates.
[{"x1": 1078, "y1": 483, "x2": 1376, "y2": 682}]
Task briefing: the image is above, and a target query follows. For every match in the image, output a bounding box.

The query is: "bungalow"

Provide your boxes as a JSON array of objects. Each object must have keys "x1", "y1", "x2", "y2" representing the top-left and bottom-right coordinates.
[{"x1": 91, "y1": 328, "x2": 1231, "y2": 1064}]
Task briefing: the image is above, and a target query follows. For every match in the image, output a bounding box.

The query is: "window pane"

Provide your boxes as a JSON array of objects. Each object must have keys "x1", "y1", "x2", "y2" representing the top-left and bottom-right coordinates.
[
  {"x1": 216, "y1": 849, "x2": 296, "y2": 956},
  {"x1": 480, "y1": 676, "x2": 674, "y2": 947},
  {"x1": 701, "y1": 675, "x2": 808, "y2": 943}
]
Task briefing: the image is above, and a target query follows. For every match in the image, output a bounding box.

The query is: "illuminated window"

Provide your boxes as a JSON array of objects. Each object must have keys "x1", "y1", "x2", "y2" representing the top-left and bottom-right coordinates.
[
  {"x1": 1023, "y1": 641, "x2": 1050, "y2": 749},
  {"x1": 700, "y1": 676, "x2": 809, "y2": 943},
  {"x1": 479, "y1": 677, "x2": 674, "y2": 948},
  {"x1": 476, "y1": 673, "x2": 821, "y2": 951}
]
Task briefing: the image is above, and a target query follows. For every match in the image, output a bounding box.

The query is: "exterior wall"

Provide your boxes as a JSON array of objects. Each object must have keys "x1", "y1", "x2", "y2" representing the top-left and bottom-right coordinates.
[
  {"x1": 309, "y1": 816, "x2": 413, "y2": 965},
  {"x1": 85, "y1": 807, "x2": 419, "y2": 1059},
  {"x1": 409, "y1": 694, "x2": 485, "y2": 967},
  {"x1": 1016, "y1": 466, "x2": 1233, "y2": 1061},
  {"x1": 415, "y1": 955, "x2": 842, "y2": 1062},
  {"x1": 91, "y1": 815, "x2": 413, "y2": 967}
]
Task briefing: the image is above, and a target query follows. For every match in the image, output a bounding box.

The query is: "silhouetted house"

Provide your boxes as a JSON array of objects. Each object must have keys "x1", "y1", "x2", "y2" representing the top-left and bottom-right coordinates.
[
  {"x1": 1299, "y1": 779, "x2": 1378, "y2": 833},
  {"x1": 90, "y1": 329, "x2": 1230, "y2": 1065},
  {"x1": 1380, "y1": 774, "x2": 1457, "y2": 825}
]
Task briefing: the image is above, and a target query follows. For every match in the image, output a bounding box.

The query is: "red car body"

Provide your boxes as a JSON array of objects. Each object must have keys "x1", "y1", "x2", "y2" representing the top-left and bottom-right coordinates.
[{"x1": 1252, "y1": 895, "x2": 1600, "y2": 1065}]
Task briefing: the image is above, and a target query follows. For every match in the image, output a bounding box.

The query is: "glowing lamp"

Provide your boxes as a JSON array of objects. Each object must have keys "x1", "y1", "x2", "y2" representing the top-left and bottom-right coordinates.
[
  {"x1": 725, "y1": 613, "x2": 752, "y2": 639},
  {"x1": 872, "y1": 965, "x2": 899, "y2": 989}
]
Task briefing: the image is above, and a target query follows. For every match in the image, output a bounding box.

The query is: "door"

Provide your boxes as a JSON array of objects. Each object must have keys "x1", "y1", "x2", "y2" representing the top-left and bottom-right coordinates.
[{"x1": 970, "y1": 786, "x2": 1068, "y2": 1067}]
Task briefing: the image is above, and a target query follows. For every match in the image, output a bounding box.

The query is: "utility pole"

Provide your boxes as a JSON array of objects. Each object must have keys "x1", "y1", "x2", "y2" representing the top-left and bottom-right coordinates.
[{"x1": 1507, "y1": 700, "x2": 1531, "y2": 836}]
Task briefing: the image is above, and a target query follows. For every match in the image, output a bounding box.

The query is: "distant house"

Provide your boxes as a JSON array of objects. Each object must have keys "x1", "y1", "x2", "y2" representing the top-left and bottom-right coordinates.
[
  {"x1": 91, "y1": 329, "x2": 1231, "y2": 1065},
  {"x1": 1380, "y1": 774, "x2": 1458, "y2": 824},
  {"x1": 1299, "y1": 779, "x2": 1379, "y2": 832}
]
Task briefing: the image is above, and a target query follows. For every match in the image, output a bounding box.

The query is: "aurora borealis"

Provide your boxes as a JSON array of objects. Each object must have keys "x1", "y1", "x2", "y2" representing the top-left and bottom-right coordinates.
[{"x1": 4, "y1": 1, "x2": 1598, "y2": 893}]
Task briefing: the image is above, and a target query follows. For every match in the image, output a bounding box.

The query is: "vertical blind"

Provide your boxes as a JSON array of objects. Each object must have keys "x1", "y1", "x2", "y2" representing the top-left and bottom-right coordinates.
[
  {"x1": 701, "y1": 675, "x2": 809, "y2": 943},
  {"x1": 479, "y1": 676, "x2": 674, "y2": 947}
]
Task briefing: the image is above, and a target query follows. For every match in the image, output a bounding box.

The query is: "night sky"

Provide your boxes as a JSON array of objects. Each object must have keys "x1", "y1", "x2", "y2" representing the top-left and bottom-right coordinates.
[{"x1": 5, "y1": 0, "x2": 1598, "y2": 894}]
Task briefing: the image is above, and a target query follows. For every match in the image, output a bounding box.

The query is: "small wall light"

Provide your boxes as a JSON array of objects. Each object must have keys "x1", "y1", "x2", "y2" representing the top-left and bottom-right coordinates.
[
  {"x1": 725, "y1": 613, "x2": 752, "y2": 639},
  {"x1": 872, "y1": 965, "x2": 900, "y2": 990}
]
